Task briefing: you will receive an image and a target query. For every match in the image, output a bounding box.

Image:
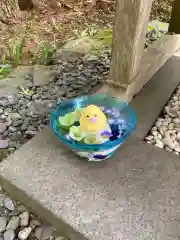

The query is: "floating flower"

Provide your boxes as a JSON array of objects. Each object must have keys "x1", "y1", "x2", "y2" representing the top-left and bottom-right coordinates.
[{"x1": 101, "y1": 131, "x2": 112, "y2": 138}]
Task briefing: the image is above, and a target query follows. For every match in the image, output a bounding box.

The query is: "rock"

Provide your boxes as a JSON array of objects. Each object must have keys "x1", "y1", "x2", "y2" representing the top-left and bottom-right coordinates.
[
  {"x1": 61, "y1": 37, "x2": 96, "y2": 54},
  {"x1": 16, "y1": 205, "x2": 27, "y2": 213},
  {"x1": 20, "y1": 123, "x2": 29, "y2": 131},
  {"x1": 0, "y1": 123, "x2": 6, "y2": 133},
  {"x1": 3, "y1": 230, "x2": 15, "y2": 240},
  {"x1": 39, "y1": 225, "x2": 55, "y2": 240},
  {"x1": 33, "y1": 65, "x2": 55, "y2": 86},
  {"x1": 155, "y1": 121, "x2": 162, "y2": 128},
  {"x1": 12, "y1": 119, "x2": 23, "y2": 127},
  {"x1": 19, "y1": 212, "x2": 29, "y2": 227},
  {"x1": 0, "y1": 99, "x2": 9, "y2": 107},
  {"x1": 29, "y1": 219, "x2": 41, "y2": 227},
  {"x1": 146, "y1": 135, "x2": 153, "y2": 141},
  {"x1": 173, "y1": 118, "x2": 180, "y2": 124},
  {"x1": 4, "y1": 197, "x2": 14, "y2": 211},
  {"x1": 50, "y1": 50, "x2": 84, "y2": 64},
  {"x1": 175, "y1": 146, "x2": 180, "y2": 153},
  {"x1": 155, "y1": 139, "x2": 164, "y2": 148},
  {"x1": 7, "y1": 96, "x2": 18, "y2": 106},
  {"x1": 9, "y1": 113, "x2": 21, "y2": 121},
  {"x1": 9, "y1": 132, "x2": 22, "y2": 141},
  {"x1": 176, "y1": 132, "x2": 180, "y2": 141},
  {"x1": 18, "y1": 227, "x2": 32, "y2": 240},
  {"x1": 168, "y1": 106, "x2": 179, "y2": 117},
  {"x1": 25, "y1": 130, "x2": 36, "y2": 137},
  {"x1": 8, "y1": 126, "x2": 17, "y2": 133},
  {"x1": 0, "y1": 217, "x2": 7, "y2": 232},
  {"x1": 34, "y1": 227, "x2": 42, "y2": 239},
  {"x1": 0, "y1": 207, "x2": 9, "y2": 216},
  {"x1": 0, "y1": 194, "x2": 6, "y2": 207},
  {"x1": 162, "y1": 137, "x2": 175, "y2": 150},
  {"x1": 55, "y1": 236, "x2": 65, "y2": 240},
  {"x1": 168, "y1": 123, "x2": 174, "y2": 130},
  {"x1": 6, "y1": 216, "x2": 20, "y2": 230},
  {"x1": 0, "y1": 140, "x2": 8, "y2": 149}
]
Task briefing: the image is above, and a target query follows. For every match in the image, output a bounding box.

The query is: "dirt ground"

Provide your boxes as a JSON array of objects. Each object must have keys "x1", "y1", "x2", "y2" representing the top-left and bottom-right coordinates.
[{"x1": 0, "y1": 0, "x2": 174, "y2": 66}]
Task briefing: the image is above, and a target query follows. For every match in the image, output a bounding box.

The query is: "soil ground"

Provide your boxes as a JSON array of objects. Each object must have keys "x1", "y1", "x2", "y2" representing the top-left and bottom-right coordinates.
[{"x1": 0, "y1": 0, "x2": 173, "y2": 66}]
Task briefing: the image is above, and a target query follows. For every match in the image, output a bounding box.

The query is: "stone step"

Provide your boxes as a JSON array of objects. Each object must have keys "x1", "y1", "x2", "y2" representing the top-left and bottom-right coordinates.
[
  {"x1": 1, "y1": 53, "x2": 180, "y2": 240},
  {"x1": 1, "y1": 127, "x2": 180, "y2": 240}
]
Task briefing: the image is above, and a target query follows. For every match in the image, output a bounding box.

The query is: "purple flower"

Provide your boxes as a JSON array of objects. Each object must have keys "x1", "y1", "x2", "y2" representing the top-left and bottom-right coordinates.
[{"x1": 101, "y1": 131, "x2": 112, "y2": 138}]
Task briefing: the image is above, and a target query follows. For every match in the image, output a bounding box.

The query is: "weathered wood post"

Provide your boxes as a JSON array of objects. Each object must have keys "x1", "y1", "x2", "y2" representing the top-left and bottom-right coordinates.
[
  {"x1": 106, "y1": 0, "x2": 153, "y2": 95},
  {"x1": 168, "y1": 0, "x2": 180, "y2": 34}
]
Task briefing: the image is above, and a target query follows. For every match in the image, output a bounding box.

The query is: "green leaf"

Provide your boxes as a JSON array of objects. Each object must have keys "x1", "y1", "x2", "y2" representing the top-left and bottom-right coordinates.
[
  {"x1": 43, "y1": 42, "x2": 49, "y2": 61},
  {"x1": 84, "y1": 134, "x2": 101, "y2": 144},
  {"x1": 74, "y1": 107, "x2": 84, "y2": 120},
  {"x1": 59, "y1": 112, "x2": 76, "y2": 127},
  {"x1": 1, "y1": 55, "x2": 5, "y2": 65},
  {"x1": 148, "y1": 25, "x2": 153, "y2": 31},
  {"x1": 69, "y1": 126, "x2": 85, "y2": 141}
]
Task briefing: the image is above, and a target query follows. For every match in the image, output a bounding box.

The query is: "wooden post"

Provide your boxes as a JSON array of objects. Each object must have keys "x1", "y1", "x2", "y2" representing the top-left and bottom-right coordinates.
[
  {"x1": 169, "y1": 0, "x2": 180, "y2": 34},
  {"x1": 108, "y1": 0, "x2": 153, "y2": 90}
]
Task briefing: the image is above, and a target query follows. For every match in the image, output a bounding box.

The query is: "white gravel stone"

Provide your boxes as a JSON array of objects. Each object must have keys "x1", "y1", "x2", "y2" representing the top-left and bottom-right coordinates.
[
  {"x1": 146, "y1": 84, "x2": 180, "y2": 156},
  {"x1": 4, "y1": 197, "x2": 14, "y2": 211},
  {"x1": 19, "y1": 212, "x2": 29, "y2": 227},
  {"x1": 163, "y1": 137, "x2": 175, "y2": 150},
  {"x1": 155, "y1": 121, "x2": 162, "y2": 128},
  {"x1": 173, "y1": 118, "x2": 180, "y2": 124},
  {"x1": 0, "y1": 194, "x2": 6, "y2": 207},
  {"x1": 3, "y1": 229, "x2": 15, "y2": 240},
  {"x1": 0, "y1": 217, "x2": 7, "y2": 232},
  {"x1": 176, "y1": 132, "x2": 180, "y2": 141},
  {"x1": 155, "y1": 139, "x2": 164, "y2": 148},
  {"x1": 6, "y1": 216, "x2": 20, "y2": 230},
  {"x1": 18, "y1": 227, "x2": 32, "y2": 240},
  {"x1": 175, "y1": 146, "x2": 180, "y2": 153}
]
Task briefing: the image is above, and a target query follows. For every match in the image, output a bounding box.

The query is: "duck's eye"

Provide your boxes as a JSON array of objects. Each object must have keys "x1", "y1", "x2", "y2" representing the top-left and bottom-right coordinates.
[
  {"x1": 86, "y1": 114, "x2": 90, "y2": 118},
  {"x1": 94, "y1": 114, "x2": 97, "y2": 117}
]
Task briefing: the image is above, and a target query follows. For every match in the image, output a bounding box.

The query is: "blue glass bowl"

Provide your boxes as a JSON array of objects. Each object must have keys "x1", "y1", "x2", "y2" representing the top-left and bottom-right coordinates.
[{"x1": 50, "y1": 94, "x2": 136, "y2": 161}]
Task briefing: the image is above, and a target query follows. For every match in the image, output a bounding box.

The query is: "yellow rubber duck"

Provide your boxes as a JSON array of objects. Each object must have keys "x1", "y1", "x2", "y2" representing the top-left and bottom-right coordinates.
[{"x1": 80, "y1": 105, "x2": 108, "y2": 133}]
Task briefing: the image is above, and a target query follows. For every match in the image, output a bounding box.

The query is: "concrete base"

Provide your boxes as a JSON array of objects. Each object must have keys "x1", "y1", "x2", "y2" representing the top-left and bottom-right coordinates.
[{"x1": 1, "y1": 54, "x2": 180, "y2": 240}]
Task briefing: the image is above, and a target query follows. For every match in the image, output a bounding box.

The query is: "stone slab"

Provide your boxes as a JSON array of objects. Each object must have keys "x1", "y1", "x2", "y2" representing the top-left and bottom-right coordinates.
[
  {"x1": 1, "y1": 52, "x2": 180, "y2": 240},
  {"x1": 0, "y1": 66, "x2": 32, "y2": 97},
  {"x1": 1, "y1": 129, "x2": 180, "y2": 240}
]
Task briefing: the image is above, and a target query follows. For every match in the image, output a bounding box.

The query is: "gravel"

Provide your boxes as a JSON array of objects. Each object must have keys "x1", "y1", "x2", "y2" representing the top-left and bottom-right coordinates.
[
  {"x1": 0, "y1": 186, "x2": 65, "y2": 240},
  {"x1": 146, "y1": 85, "x2": 180, "y2": 155},
  {"x1": 0, "y1": 48, "x2": 110, "y2": 156}
]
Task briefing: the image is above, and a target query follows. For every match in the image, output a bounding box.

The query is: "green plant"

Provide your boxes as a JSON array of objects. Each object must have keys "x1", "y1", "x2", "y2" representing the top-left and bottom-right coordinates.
[
  {"x1": 69, "y1": 126, "x2": 85, "y2": 141},
  {"x1": 19, "y1": 87, "x2": 34, "y2": 95},
  {"x1": 59, "y1": 112, "x2": 77, "y2": 128},
  {"x1": 84, "y1": 134, "x2": 100, "y2": 144},
  {"x1": 0, "y1": 55, "x2": 12, "y2": 79}
]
